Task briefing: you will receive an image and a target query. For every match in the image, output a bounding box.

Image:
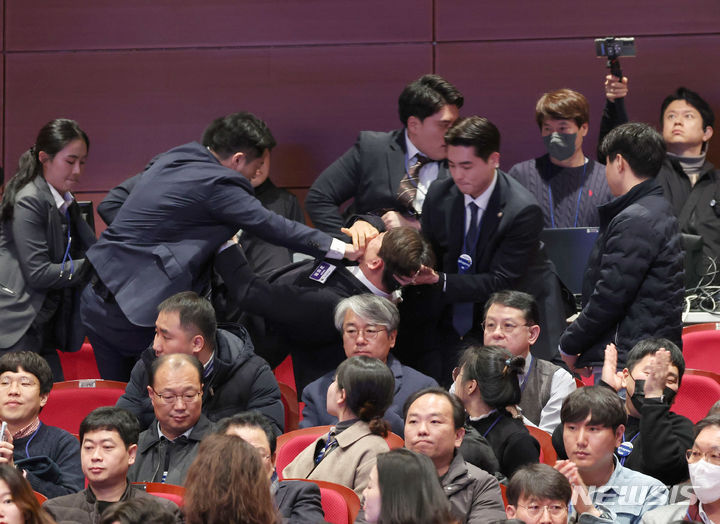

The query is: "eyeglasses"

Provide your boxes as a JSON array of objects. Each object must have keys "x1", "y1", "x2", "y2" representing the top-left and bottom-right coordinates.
[
  {"x1": 516, "y1": 503, "x2": 568, "y2": 518},
  {"x1": 153, "y1": 391, "x2": 202, "y2": 405},
  {"x1": 342, "y1": 326, "x2": 387, "y2": 340},
  {"x1": 686, "y1": 448, "x2": 720, "y2": 466},
  {"x1": 0, "y1": 377, "x2": 38, "y2": 389},
  {"x1": 481, "y1": 320, "x2": 529, "y2": 335}
]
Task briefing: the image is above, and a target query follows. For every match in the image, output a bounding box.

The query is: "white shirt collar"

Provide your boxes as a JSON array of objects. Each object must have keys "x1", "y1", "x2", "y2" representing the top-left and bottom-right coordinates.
[
  {"x1": 157, "y1": 423, "x2": 194, "y2": 441},
  {"x1": 347, "y1": 266, "x2": 392, "y2": 300},
  {"x1": 404, "y1": 129, "x2": 428, "y2": 163},
  {"x1": 45, "y1": 179, "x2": 74, "y2": 211},
  {"x1": 462, "y1": 169, "x2": 497, "y2": 212}
]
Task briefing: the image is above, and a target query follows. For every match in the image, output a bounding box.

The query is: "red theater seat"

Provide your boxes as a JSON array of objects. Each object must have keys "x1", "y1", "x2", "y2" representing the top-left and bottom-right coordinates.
[
  {"x1": 290, "y1": 479, "x2": 360, "y2": 524},
  {"x1": 671, "y1": 369, "x2": 720, "y2": 423},
  {"x1": 40, "y1": 379, "x2": 127, "y2": 434},
  {"x1": 682, "y1": 324, "x2": 720, "y2": 375},
  {"x1": 132, "y1": 482, "x2": 185, "y2": 507}
]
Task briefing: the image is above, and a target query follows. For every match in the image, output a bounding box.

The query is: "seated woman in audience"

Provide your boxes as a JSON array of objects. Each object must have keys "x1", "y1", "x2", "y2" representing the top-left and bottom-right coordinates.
[
  {"x1": 0, "y1": 464, "x2": 56, "y2": 524},
  {"x1": 184, "y1": 433, "x2": 279, "y2": 524},
  {"x1": 363, "y1": 448, "x2": 457, "y2": 524},
  {"x1": 453, "y1": 345, "x2": 540, "y2": 479},
  {"x1": 0, "y1": 119, "x2": 95, "y2": 380},
  {"x1": 283, "y1": 356, "x2": 394, "y2": 496}
]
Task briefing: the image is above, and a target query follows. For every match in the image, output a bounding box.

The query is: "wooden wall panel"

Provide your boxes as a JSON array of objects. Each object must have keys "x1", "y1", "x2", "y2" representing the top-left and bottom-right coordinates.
[
  {"x1": 6, "y1": 0, "x2": 432, "y2": 51},
  {"x1": 437, "y1": 34, "x2": 720, "y2": 170},
  {"x1": 437, "y1": 0, "x2": 720, "y2": 42},
  {"x1": 4, "y1": 45, "x2": 432, "y2": 193}
]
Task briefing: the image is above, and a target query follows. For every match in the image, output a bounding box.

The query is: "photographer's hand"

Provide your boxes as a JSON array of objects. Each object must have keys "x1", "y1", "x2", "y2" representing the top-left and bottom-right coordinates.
[{"x1": 605, "y1": 74, "x2": 629, "y2": 101}]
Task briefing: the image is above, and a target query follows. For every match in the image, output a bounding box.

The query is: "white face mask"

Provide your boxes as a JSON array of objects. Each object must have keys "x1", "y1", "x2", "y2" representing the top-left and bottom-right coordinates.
[{"x1": 689, "y1": 460, "x2": 720, "y2": 504}]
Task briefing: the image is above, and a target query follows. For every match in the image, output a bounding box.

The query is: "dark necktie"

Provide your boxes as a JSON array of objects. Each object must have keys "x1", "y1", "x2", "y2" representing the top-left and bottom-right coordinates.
[
  {"x1": 453, "y1": 202, "x2": 481, "y2": 337},
  {"x1": 397, "y1": 154, "x2": 432, "y2": 212}
]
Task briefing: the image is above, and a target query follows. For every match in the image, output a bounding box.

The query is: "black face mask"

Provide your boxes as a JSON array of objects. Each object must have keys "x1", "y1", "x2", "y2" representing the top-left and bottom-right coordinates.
[{"x1": 630, "y1": 378, "x2": 677, "y2": 412}]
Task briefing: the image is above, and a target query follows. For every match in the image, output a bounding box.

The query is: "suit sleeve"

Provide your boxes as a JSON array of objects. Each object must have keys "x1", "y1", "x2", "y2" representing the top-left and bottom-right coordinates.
[
  {"x1": 597, "y1": 99, "x2": 629, "y2": 163},
  {"x1": 559, "y1": 214, "x2": 660, "y2": 356},
  {"x1": 638, "y1": 400, "x2": 694, "y2": 485},
  {"x1": 214, "y1": 245, "x2": 340, "y2": 338},
  {"x1": 207, "y1": 180, "x2": 334, "y2": 259},
  {"x1": 305, "y1": 138, "x2": 362, "y2": 238},
  {"x1": 115, "y1": 359, "x2": 156, "y2": 430},
  {"x1": 12, "y1": 193, "x2": 87, "y2": 290},
  {"x1": 245, "y1": 357, "x2": 285, "y2": 435},
  {"x1": 299, "y1": 383, "x2": 325, "y2": 429},
  {"x1": 444, "y1": 205, "x2": 545, "y2": 304},
  {"x1": 284, "y1": 482, "x2": 326, "y2": 524},
  {"x1": 97, "y1": 173, "x2": 142, "y2": 226}
]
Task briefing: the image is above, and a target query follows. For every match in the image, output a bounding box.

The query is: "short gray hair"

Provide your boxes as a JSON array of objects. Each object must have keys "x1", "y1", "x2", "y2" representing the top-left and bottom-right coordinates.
[{"x1": 333, "y1": 294, "x2": 400, "y2": 333}]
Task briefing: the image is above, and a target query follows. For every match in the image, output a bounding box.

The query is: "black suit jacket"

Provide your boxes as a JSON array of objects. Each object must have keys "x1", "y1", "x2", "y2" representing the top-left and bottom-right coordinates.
[
  {"x1": 419, "y1": 170, "x2": 566, "y2": 363},
  {"x1": 215, "y1": 245, "x2": 368, "y2": 392},
  {"x1": 0, "y1": 176, "x2": 95, "y2": 349},
  {"x1": 305, "y1": 129, "x2": 449, "y2": 237},
  {"x1": 275, "y1": 480, "x2": 326, "y2": 524}
]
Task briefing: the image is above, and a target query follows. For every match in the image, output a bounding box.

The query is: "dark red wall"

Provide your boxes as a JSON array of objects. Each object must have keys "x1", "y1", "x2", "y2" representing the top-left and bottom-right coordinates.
[{"x1": 2, "y1": 1, "x2": 719, "y2": 231}]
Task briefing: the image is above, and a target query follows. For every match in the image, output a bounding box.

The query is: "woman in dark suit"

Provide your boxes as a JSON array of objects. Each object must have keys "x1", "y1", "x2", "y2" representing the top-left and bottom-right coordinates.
[{"x1": 0, "y1": 119, "x2": 95, "y2": 379}]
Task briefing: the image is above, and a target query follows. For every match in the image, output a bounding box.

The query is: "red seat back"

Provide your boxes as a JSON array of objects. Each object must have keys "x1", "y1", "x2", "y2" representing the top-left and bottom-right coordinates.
[
  {"x1": 526, "y1": 425, "x2": 557, "y2": 466},
  {"x1": 276, "y1": 433, "x2": 323, "y2": 479},
  {"x1": 682, "y1": 330, "x2": 720, "y2": 375},
  {"x1": 132, "y1": 482, "x2": 184, "y2": 507},
  {"x1": 671, "y1": 370, "x2": 720, "y2": 423},
  {"x1": 290, "y1": 479, "x2": 360, "y2": 524},
  {"x1": 40, "y1": 379, "x2": 127, "y2": 434}
]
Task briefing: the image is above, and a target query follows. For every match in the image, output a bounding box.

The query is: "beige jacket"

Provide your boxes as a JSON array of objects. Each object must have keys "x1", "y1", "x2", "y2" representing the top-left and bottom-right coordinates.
[{"x1": 282, "y1": 420, "x2": 389, "y2": 496}]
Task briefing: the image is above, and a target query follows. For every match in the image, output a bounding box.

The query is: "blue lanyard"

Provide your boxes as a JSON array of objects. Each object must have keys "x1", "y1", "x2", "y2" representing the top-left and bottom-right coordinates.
[
  {"x1": 59, "y1": 208, "x2": 74, "y2": 279},
  {"x1": 482, "y1": 410, "x2": 503, "y2": 438},
  {"x1": 547, "y1": 160, "x2": 587, "y2": 228},
  {"x1": 519, "y1": 356, "x2": 536, "y2": 393},
  {"x1": 618, "y1": 431, "x2": 640, "y2": 466}
]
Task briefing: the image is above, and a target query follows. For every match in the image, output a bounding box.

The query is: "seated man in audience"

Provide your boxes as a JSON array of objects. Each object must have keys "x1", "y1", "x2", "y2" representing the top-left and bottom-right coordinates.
[
  {"x1": 553, "y1": 339, "x2": 694, "y2": 487},
  {"x1": 300, "y1": 294, "x2": 437, "y2": 436},
  {"x1": 508, "y1": 88, "x2": 612, "y2": 228},
  {"x1": 554, "y1": 386, "x2": 667, "y2": 524},
  {"x1": 305, "y1": 74, "x2": 463, "y2": 236},
  {"x1": 483, "y1": 290, "x2": 575, "y2": 433},
  {"x1": 43, "y1": 407, "x2": 178, "y2": 523},
  {"x1": 215, "y1": 226, "x2": 436, "y2": 392},
  {"x1": 116, "y1": 291, "x2": 284, "y2": 434},
  {"x1": 216, "y1": 412, "x2": 325, "y2": 523},
  {"x1": 559, "y1": 123, "x2": 684, "y2": 376},
  {"x1": 0, "y1": 351, "x2": 83, "y2": 498},
  {"x1": 642, "y1": 414, "x2": 720, "y2": 523},
  {"x1": 403, "y1": 387, "x2": 506, "y2": 523},
  {"x1": 128, "y1": 354, "x2": 215, "y2": 485},
  {"x1": 505, "y1": 463, "x2": 572, "y2": 524}
]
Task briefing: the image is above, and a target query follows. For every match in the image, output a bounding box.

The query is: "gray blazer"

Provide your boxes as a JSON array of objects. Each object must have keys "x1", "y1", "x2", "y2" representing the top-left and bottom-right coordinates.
[{"x1": 0, "y1": 176, "x2": 95, "y2": 349}]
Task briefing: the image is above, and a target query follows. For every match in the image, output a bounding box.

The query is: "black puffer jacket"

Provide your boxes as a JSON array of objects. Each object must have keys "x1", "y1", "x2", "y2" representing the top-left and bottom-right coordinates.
[
  {"x1": 560, "y1": 179, "x2": 684, "y2": 367},
  {"x1": 116, "y1": 327, "x2": 284, "y2": 434}
]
